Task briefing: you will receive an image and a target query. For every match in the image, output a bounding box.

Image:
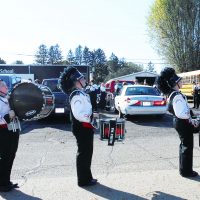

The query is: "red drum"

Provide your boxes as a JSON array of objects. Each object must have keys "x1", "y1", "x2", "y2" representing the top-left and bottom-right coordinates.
[{"x1": 100, "y1": 118, "x2": 125, "y2": 140}]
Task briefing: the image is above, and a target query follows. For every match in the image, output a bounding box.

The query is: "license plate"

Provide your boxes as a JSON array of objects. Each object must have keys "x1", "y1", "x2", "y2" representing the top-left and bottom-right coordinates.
[
  {"x1": 143, "y1": 102, "x2": 151, "y2": 106},
  {"x1": 55, "y1": 108, "x2": 65, "y2": 113}
]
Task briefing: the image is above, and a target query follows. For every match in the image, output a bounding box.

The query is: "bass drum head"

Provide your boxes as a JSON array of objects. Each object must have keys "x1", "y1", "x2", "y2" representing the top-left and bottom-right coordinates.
[{"x1": 10, "y1": 82, "x2": 44, "y2": 120}]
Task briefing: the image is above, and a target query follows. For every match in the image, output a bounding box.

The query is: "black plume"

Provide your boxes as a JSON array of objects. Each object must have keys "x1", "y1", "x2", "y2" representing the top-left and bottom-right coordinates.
[
  {"x1": 58, "y1": 67, "x2": 77, "y2": 94},
  {"x1": 157, "y1": 67, "x2": 176, "y2": 95}
]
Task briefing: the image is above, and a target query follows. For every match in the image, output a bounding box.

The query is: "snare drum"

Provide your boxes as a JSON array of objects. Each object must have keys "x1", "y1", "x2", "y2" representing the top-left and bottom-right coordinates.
[
  {"x1": 9, "y1": 82, "x2": 55, "y2": 120},
  {"x1": 100, "y1": 118, "x2": 125, "y2": 140}
]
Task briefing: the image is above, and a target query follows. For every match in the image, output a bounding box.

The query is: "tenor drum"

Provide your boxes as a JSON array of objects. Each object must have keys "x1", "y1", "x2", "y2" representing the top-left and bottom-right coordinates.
[
  {"x1": 100, "y1": 118, "x2": 125, "y2": 140},
  {"x1": 9, "y1": 82, "x2": 55, "y2": 120}
]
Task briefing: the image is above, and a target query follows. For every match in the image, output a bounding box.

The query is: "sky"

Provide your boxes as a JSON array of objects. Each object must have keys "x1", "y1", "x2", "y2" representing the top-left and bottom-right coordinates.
[{"x1": 0, "y1": 0, "x2": 164, "y2": 72}]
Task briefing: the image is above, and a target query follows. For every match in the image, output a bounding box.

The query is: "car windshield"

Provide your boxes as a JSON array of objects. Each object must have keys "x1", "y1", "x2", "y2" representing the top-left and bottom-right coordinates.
[
  {"x1": 42, "y1": 79, "x2": 61, "y2": 92},
  {"x1": 125, "y1": 86, "x2": 160, "y2": 96}
]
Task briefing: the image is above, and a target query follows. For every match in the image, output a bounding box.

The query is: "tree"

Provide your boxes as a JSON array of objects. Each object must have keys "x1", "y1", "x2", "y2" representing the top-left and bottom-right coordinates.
[
  {"x1": 0, "y1": 58, "x2": 6, "y2": 64},
  {"x1": 74, "y1": 45, "x2": 83, "y2": 65},
  {"x1": 82, "y1": 46, "x2": 90, "y2": 65},
  {"x1": 105, "y1": 61, "x2": 143, "y2": 81},
  {"x1": 48, "y1": 44, "x2": 63, "y2": 64},
  {"x1": 148, "y1": 0, "x2": 200, "y2": 72},
  {"x1": 35, "y1": 44, "x2": 48, "y2": 64},
  {"x1": 67, "y1": 49, "x2": 75, "y2": 64},
  {"x1": 107, "y1": 53, "x2": 120, "y2": 73},
  {"x1": 92, "y1": 48, "x2": 109, "y2": 83},
  {"x1": 146, "y1": 61, "x2": 156, "y2": 72}
]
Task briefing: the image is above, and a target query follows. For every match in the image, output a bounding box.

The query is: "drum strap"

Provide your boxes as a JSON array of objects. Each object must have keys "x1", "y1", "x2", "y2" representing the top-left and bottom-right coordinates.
[
  {"x1": 108, "y1": 119, "x2": 116, "y2": 146},
  {"x1": 69, "y1": 89, "x2": 85, "y2": 102}
]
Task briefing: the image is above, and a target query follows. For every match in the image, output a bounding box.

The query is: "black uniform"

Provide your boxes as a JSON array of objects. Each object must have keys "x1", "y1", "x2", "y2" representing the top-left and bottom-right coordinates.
[
  {"x1": 98, "y1": 86, "x2": 107, "y2": 110},
  {"x1": 70, "y1": 89, "x2": 95, "y2": 186},
  {"x1": 168, "y1": 91, "x2": 196, "y2": 176},
  {"x1": 193, "y1": 85, "x2": 199, "y2": 109},
  {"x1": 87, "y1": 85, "x2": 98, "y2": 112},
  {"x1": 0, "y1": 96, "x2": 19, "y2": 190}
]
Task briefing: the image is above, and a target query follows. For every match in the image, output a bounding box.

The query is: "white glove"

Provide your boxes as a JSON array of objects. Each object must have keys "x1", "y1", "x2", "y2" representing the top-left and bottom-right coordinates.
[
  {"x1": 191, "y1": 119, "x2": 199, "y2": 128},
  {"x1": 9, "y1": 110, "x2": 16, "y2": 119}
]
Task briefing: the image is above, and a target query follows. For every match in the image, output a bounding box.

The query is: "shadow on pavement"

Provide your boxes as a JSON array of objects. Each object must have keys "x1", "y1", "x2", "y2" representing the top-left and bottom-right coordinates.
[
  {"x1": 126, "y1": 114, "x2": 173, "y2": 128},
  {"x1": 20, "y1": 115, "x2": 71, "y2": 134},
  {"x1": 83, "y1": 183, "x2": 147, "y2": 200},
  {"x1": 186, "y1": 174, "x2": 200, "y2": 182},
  {"x1": 0, "y1": 189, "x2": 42, "y2": 200},
  {"x1": 151, "y1": 191, "x2": 187, "y2": 200},
  {"x1": 99, "y1": 110, "x2": 174, "y2": 128}
]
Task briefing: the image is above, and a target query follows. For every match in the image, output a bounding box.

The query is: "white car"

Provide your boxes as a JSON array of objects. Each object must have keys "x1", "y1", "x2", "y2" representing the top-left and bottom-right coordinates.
[{"x1": 114, "y1": 85, "x2": 167, "y2": 118}]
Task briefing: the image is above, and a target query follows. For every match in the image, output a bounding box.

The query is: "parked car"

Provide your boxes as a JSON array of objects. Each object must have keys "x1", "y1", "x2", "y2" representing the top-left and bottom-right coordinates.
[
  {"x1": 42, "y1": 78, "x2": 70, "y2": 117},
  {"x1": 0, "y1": 74, "x2": 21, "y2": 92},
  {"x1": 114, "y1": 85, "x2": 167, "y2": 118}
]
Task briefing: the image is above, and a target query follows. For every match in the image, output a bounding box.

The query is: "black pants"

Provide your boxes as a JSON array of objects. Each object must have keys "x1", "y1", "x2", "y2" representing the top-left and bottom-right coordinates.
[
  {"x1": 174, "y1": 118, "x2": 194, "y2": 175},
  {"x1": 194, "y1": 95, "x2": 199, "y2": 108},
  {"x1": 89, "y1": 92, "x2": 98, "y2": 112},
  {"x1": 73, "y1": 127, "x2": 94, "y2": 185},
  {"x1": 0, "y1": 129, "x2": 19, "y2": 186}
]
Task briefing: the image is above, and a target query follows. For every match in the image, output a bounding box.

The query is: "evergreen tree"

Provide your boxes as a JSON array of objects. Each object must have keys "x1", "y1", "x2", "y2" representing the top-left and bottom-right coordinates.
[
  {"x1": 67, "y1": 49, "x2": 75, "y2": 64},
  {"x1": 107, "y1": 53, "x2": 120, "y2": 73},
  {"x1": 82, "y1": 46, "x2": 90, "y2": 65},
  {"x1": 92, "y1": 49, "x2": 108, "y2": 83},
  {"x1": 146, "y1": 61, "x2": 155, "y2": 72},
  {"x1": 35, "y1": 44, "x2": 48, "y2": 64},
  {"x1": 48, "y1": 44, "x2": 63, "y2": 64},
  {"x1": 0, "y1": 58, "x2": 6, "y2": 64},
  {"x1": 74, "y1": 45, "x2": 83, "y2": 65}
]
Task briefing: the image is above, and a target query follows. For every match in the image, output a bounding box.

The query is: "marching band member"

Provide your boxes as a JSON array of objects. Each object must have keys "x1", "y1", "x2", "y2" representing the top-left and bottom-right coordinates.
[
  {"x1": 87, "y1": 80, "x2": 98, "y2": 112},
  {"x1": 59, "y1": 67, "x2": 98, "y2": 187},
  {"x1": 192, "y1": 81, "x2": 199, "y2": 109},
  {"x1": 98, "y1": 83, "x2": 107, "y2": 110},
  {"x1": 157, "y1": 67, "x2": 199, "y2": 177},
  {"x1": 0, "y1": 80, "x2": 19, "y2": 192}
]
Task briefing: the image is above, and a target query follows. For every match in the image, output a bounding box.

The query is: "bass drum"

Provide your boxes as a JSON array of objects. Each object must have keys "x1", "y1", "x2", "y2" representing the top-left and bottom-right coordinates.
[{"x1": 9, "y1": 82, "x2": 55, "y2": 121}]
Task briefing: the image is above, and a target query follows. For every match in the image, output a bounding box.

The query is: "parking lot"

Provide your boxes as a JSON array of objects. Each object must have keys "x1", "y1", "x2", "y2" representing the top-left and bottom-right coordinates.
[{"x1": 1, "y1": 110, "x2": 200, "y2": 200}]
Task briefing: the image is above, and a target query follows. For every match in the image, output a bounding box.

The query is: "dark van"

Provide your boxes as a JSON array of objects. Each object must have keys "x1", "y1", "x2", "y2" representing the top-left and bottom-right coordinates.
[{"x1": 42, "y1": 78, "x2": 70, "y2": 117}]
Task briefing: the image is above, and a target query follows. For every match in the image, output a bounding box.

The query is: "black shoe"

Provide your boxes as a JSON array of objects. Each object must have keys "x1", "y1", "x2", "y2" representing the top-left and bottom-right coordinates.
[
  {"x1": 0, "y1": 182, "x2": 19, "y2": 192},
  {"x1": 180, "y1": 171, "x2": 198, "y2": 177},
  {"x1": 78, "y1": 179, "x2": 98, "y2": 187}
]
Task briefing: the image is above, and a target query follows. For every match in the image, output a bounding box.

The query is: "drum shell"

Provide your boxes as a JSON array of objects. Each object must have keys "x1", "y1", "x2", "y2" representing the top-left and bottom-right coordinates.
[
  {"x1": 100, "y1": 118, "x2": 125, "y2": 140},
  {"x1": 9, "y1": 82, "x2": 54, "y2": 120}
]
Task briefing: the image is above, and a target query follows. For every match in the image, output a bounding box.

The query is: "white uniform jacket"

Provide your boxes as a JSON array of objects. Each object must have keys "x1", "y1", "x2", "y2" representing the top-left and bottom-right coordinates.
[
  {"x1": 0, "y1": 96, "x2": 10, "y2": 125},
  {"x1": 169, "y1": 91, "x2": 190, "y2": 119},
  {"x1": 70, "y1": 90, "x2": 93, "y2": 123}
]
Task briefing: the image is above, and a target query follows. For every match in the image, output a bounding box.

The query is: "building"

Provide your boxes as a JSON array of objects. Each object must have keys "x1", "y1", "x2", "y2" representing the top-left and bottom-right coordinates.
[{"x1": 110, "y1": 71, "x2": 158, "y2": 85}]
